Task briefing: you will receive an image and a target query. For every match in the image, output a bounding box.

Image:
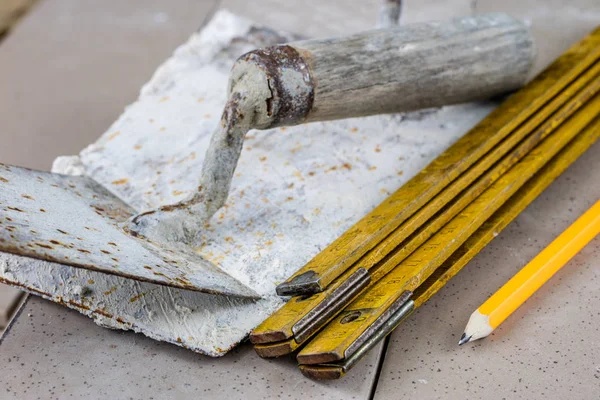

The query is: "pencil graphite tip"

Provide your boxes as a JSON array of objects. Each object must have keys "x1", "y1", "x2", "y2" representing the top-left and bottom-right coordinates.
[{"x1": 458, "y1": 332, "x2": 472, "y2": 346}]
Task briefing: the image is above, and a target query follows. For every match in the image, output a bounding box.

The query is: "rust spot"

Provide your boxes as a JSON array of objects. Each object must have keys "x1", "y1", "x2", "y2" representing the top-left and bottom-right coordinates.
[
  {"x1": 111, "y1": 257, "x2": 119, "y2": 262},
  {"x1": 259, "y1": 156, "x2": 267, "y2": 162},
  {"x1": 107, "y1": 131, "x2": 121, "y2": 141},
  {"x1": 153, "y1": 272, "x2": 167, "y2": 278},
  {"x1": 397, "y1": 170, "x2": 404, "y2": 176},
  {"x1": 7, "y1": 207, "x2": 24, "y2": 212},
  {"x1": 35, "y1": 243, "x2": 54, "y2": 249},
  {"x1": 88, "y1": 279, "x2": 95, "y2": 284},
  {"x1": 176, "y1": 337, "x2": 182, "y2": 343},
  {"x1": 40, "y1": 209, "x2": 46, "y2": 213},
  {"x1": 0, "y1": 278, "x2": 51, "y2": 298},
  {"x1": 49, "y1": 240, "x2": 61, "y2": 245},
  {"x1": 77, "y1": 249, "x2": 91, "y2": 254},
  {"x1": 174, "y1": 277, "x2": 192, "y2": 286},
  {"x1": 368, "y1": 166, "x2": 377, "y2": 171},
  {"x1": 111, "y1": 178, "x2": 129, "y2": 185},
  {"x1": 100, "y1": 249, "x2": 111, "y2": 255},
  {"x1": 94, "y1": 309, "x2": 113, "y2": 318},
  {"x1": 129, "y1": 293, "x2": 146, "y2": 303},
  {"x1": 342, "y1": 163, "x2": 352, "y2": 170},
  {"x1": 103, "y1": 287, "x2": 117, "y2": 295},
  {"x1": 143, "y1": 265, "x2": 152, "y2": 270},
  {"x1": 224, "y1": 236, "x2": 233, "y2": 242},
  {"x1": 172, "y1": 190, "x2": 185, "y2": 196},
  {"x1": 115, "y1": 317, "x2": 126, "y2": 324},
  {"x1": 375, "y1": 145, "x2": 381, "y2": 153},
  {"x1": 68, "y1": 300, "x2": 89, "y2": 311},
  {"x1": 241, "y1": 45, "x2": 314, "y2": 126},
  {"x1": 108, "y1": 242, "x2": 117, "y2": 246},
  {"x1": 350, "y1": 127, "x2": 359, "y2": 133},
  {"x1": 57, "y1": 229, "x2": 69, "y2": 235},
  {"x1": 197, "y1": 97, "x2": 204, "y2": 103},
  {"x1": 0, "y1": 176, "x2": 8, "y2": 183},
  {"x1": 308, "y1": 171, "x2": 315, "y2": 177},
  {"x1": 134, "y1": 145, "x2": 142, "y2": 150}
]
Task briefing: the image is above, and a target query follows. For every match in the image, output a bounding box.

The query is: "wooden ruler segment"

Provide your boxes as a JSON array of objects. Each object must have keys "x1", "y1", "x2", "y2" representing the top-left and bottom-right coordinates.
[
  {"x1": 360, "y1": 62, "x2": 600, "y2": 276},
  {"x1": 297, "y1": 115, "x2": 600, "y2": 379},
  {"x1": 251, "y1": 51, "x2": 600, "y2": 352},
  {"x1": 295, "y1": 94, "x2": 600, "y2": 364},
  {"x1": 367, "y1": 70, "x2": 600, "y2": 284},
  {"x1": 276, "y1": 27, "x2": 600, "y2": 296}
]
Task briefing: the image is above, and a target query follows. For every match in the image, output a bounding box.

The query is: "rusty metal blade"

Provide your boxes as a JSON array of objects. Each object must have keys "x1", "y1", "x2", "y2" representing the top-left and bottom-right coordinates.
[{"x1": 0, "y1": 164, "x2": 258, "y2": 298}]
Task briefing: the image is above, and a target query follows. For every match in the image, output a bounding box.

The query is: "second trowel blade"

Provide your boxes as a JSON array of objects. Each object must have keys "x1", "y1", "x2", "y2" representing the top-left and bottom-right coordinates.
[{"x1": 0, "y1": 164, "x2": 258, "y2": 299}]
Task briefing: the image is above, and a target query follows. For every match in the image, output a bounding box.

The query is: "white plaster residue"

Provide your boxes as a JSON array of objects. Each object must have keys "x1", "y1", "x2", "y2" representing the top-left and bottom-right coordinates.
[{"x1": 52, "y1": 155, "x2": 85, "y2": 176}]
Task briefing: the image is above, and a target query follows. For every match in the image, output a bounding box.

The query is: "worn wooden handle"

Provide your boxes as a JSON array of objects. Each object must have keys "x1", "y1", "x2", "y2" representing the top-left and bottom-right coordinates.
[
  {"x1": 127, "y1": 13, "x2": 536, "y2": 240},
  {"x1": 232, "y1": 13, "x2": 535, "y2": 129}
]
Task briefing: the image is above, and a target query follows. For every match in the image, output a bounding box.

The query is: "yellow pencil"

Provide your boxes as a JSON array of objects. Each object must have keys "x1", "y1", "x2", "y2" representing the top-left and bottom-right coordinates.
[{"x1": 459, "y1": 199, "x2": 600, "y2": 345}]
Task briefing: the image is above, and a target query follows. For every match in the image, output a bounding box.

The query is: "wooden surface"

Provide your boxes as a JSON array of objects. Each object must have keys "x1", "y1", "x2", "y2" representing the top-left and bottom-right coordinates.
[
  {"x1": 0, "y1": 0, "x2": 36, "y2": 35},
  {"x1": 0, "y1": 1, "x2": 599, "y2": 399}
]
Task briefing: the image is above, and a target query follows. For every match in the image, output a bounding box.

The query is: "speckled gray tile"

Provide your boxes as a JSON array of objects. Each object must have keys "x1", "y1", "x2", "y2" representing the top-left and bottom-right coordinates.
[
  {"x1": 374, "y1": 138, "x2": 600, "y2": 400},
  {"x1": 0, "y1": 296, "x2": 382, "y2": 399}
]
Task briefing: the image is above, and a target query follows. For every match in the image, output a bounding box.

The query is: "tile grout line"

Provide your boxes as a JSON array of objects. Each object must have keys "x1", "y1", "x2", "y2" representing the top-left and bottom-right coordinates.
[
  {"x1": 368, "y1": 334, "x2": 391, "y2": 400},
  {"x1": 0, "y1": 295, "x2": 29, "y2": 344}
]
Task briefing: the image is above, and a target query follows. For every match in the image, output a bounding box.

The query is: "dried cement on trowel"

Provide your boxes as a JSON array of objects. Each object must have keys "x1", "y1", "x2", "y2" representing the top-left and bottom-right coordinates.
[{"x1": 0, "y1": 9, "x2": 497, "y2": 356}]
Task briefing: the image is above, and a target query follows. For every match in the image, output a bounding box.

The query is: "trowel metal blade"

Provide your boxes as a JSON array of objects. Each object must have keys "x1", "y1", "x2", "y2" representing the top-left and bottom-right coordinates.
[{"x1": 0, "y1": 164, "x2": 258, "y2": 299}]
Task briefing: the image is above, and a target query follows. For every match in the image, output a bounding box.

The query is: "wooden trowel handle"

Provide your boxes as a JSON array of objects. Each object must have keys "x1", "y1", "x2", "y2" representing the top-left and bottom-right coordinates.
[{"x1": 230, "y1": 13, "x2": 535, "y2": 130}]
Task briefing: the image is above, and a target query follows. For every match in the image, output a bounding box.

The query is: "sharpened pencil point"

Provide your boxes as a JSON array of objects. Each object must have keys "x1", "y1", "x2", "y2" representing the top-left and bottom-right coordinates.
[{"x1": 458, "y1": 332, "x2": 472, "y2": 345}]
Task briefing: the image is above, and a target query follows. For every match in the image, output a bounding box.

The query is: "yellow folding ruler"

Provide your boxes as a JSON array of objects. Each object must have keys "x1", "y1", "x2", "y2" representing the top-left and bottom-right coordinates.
[
  {"x1": 297, "y1": 114, "x2": 600, "y2": 379},
  {"x1": 296, "y1": 105, "x2": 600, "y2": 378},
  {"x1": 251, "y1": 27, "x2": 600, "y2": 358}
]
